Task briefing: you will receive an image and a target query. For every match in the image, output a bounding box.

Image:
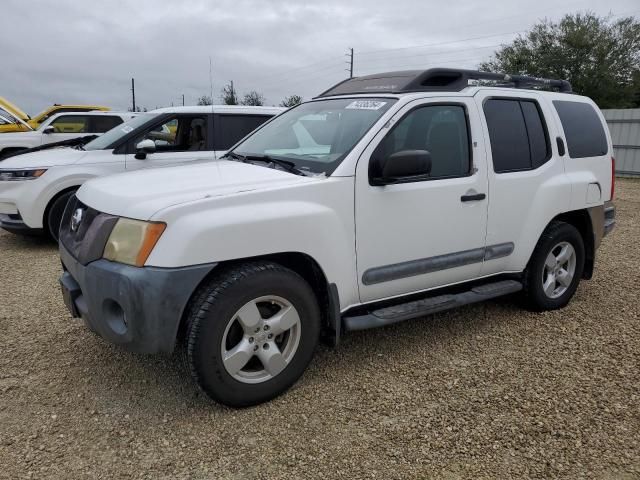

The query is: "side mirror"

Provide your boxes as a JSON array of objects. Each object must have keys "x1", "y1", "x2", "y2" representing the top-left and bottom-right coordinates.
[
  {"x1": 43, "y1": 126, "x2": 55, "y2": 134},
  {"x1": 371, "y1": 150, "x2": 432, "y2": 185},
  {"x1": 135, "y1": 139, "x2": 156, "y2": 159}
]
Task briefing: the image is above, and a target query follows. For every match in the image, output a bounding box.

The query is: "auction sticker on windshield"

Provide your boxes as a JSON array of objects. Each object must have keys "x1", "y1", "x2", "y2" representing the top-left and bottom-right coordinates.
[
  {"x1": 345, "y1": 100, "x2": 387, "y2": 110},
  {"x1": 121, "y1": 126, "x2": 134, "y2": 133}
]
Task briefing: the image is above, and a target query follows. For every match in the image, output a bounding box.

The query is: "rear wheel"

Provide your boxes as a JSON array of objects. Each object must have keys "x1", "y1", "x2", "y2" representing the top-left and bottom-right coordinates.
[
  {"x1": 524, "y1": 221, "x2": 585, "y2": 311},
  {"x1": 45, "y1": 190, "x2": 76, "y2": 241},
  {"x1": 184, "y1": 262, "x2": 320, "y2": 407}
]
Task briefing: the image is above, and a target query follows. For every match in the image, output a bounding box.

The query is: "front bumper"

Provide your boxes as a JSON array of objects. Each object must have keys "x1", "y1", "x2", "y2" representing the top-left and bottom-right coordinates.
[
  {"x1": 0, "y1": 212, "x2": 43, "y2": 235},
  {"x1": 59, "y1": 243, "x2": 216, "y2": 354}
]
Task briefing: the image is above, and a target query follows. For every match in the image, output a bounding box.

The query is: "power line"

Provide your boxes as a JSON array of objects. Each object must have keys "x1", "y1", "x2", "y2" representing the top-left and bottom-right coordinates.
[
  {"x1": 358, "y1": 30, "x2": 524, "y2": 56},
  {"x1": 357, "y1": 44, "x2": 504, "y2": 65}
]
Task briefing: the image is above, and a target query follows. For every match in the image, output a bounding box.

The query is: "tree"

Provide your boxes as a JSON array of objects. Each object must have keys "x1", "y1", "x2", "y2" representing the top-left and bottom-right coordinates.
[
  {"x1": 197, "y1": 95, "x2": 213, "y2": 106},
  {"x1": 280, "y1": 95, "x2": 303, "y2": 107},
  {"x1": 220, "y1": 81, "x2": 239, "y2": 105},
  {"x1": 480, "y1": 13, "x2": 640, "y2": 108},
  {"x1": 240, "y1": 90, "x2": 265, "y2": 106}
]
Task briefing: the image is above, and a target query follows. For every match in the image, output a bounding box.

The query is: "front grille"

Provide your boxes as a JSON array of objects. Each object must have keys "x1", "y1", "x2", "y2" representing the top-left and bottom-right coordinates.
[{"x1": 59, "y1": 195, "x2": 119, "y2": 265}]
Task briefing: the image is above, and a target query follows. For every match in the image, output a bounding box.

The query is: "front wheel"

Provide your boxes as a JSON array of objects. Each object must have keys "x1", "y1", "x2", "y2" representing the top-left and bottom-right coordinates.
[
  {"x1": 184, "y1": 262, "x2": 321, "y2": 407},
  {"x1": 524, "y1": 221, "x2": 585, "y2": 311},
  {"x1": 46, "y1": 190, "x2": 76, "y2": 241}
]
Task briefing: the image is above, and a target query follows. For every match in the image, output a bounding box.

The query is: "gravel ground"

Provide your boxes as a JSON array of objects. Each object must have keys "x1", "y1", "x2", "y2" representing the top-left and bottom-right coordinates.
[{"x1": 1, "y1": 179, "x2": 639, "y2": 479}]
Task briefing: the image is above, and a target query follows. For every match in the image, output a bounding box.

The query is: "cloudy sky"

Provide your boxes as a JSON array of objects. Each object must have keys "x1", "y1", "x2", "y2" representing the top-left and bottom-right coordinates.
[{"x1": 2, "y1": 0, "x2": 638, "y2": 114}]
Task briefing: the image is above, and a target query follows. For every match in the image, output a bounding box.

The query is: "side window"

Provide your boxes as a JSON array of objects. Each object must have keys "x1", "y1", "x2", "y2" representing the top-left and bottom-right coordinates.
[
  {"x1": 133, "y1": 115, "x2": 208, "y2": 153},
  {"x1": 374, "y1": 104, "x2": 470, "y2": 179},
  {"x1": 483, "y1": 99, "x2": 550, "y2": 173},
  {"x1": 214, "y1": 115, "x2": 273, "y2": 150},
  {"x1": 49, "y1": 115, "x2": 89, "y2": 133},
  {"x1": 90, "y1": 116, "x2": 123, "y2": 133},
  {"x1": 553, "y1": 100, "x2": 608, "y2": 158}
]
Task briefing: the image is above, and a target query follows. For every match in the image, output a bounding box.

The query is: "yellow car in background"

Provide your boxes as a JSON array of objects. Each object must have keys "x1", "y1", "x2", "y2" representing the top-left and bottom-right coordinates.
[{"x1": 0, "y1": 97, "x2": 110, "y2": 132}]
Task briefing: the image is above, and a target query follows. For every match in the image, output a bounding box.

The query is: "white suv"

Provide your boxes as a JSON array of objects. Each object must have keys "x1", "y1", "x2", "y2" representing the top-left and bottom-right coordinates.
[
  {"x1": 0, "y1": 105, "x2": 283, "y2": 238},
  {"x1": 58, "y1": 69, "x2": 616, "y2": 407},
  {"x1": 0, "y1": 111, "x2": 135, "y2": 159}
]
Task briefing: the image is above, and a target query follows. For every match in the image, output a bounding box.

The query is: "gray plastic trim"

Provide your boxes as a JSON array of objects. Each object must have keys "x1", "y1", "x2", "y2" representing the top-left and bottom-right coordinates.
[{"x1": 362, "y1": 242, "x2": 515, "y2": 285}]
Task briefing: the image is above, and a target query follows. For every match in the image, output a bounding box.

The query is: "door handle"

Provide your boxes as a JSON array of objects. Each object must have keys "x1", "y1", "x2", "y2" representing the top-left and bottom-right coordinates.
[{"x1": 461, "y1": 193, "x2": 486, "y2": 202}]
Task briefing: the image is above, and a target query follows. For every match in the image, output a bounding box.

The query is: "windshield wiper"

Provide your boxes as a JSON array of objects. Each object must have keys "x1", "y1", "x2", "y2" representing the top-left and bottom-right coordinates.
[{"x1": 224, "y1": 152, "x2": 308, "y2": 176}]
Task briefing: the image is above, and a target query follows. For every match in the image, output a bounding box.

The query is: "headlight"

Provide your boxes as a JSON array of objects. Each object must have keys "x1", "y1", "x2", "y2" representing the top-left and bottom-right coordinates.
[
  {"x1": 0, "y1": 169, "x2": 47, "y2": 181},
  {"x1": 103, "y1": 218, "x2": 166, "y2": 267}
]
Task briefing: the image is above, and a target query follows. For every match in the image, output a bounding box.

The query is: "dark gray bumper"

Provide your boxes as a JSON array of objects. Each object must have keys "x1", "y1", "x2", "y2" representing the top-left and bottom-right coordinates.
[
  {"x1": 59, "y1": 244, "x2": 216, "y2": 354},
  {"x1": 604, "y1": 201, "x2": 615, "y2": 237}
]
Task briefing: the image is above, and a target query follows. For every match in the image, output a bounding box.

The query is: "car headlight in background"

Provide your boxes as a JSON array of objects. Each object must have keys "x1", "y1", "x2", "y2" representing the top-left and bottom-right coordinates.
[
  {"x1": 103, "y1": 218, "x2": 166, "y2": 267},
  {"x1": 0, "y1": 169, "x2": 47, "y2": 181}
]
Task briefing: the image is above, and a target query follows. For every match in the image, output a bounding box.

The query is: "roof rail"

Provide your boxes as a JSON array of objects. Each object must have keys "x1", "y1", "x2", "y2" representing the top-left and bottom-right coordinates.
[{"x1": 315, "y1": 68, "x2": 572, "y2": 97}]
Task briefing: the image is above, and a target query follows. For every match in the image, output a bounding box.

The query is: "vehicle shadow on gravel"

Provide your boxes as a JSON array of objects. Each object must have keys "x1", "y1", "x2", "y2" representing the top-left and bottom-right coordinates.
[{"x1": 74, "y1": 294, "x2": 524, "y2": 414}]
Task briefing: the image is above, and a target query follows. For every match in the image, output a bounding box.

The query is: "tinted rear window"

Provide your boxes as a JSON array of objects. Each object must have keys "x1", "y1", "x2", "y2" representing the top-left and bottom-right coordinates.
[
  {"x1": 484, "y1": 99, "x2": 550, "y2": 173},
  {"x1": 214, "y1": 114, "x2": 273, "y2": 150},
  {"x1": 553, "y1": 101, "x2": 608, "y2": 158},
  {"x1": 91, "y1": 116, "x2": 123, "y2": 133}
]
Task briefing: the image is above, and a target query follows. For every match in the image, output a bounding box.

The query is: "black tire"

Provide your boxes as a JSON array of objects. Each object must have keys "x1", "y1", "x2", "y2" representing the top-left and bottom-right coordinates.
[
  {"x1": 184, "y1": 261, "x2": 321, "y2": 407},
  {"x1": 523, "y1": 221, "x2": 585, "y2": 311},
  {"x1": 45, "y1": 190, "x2": 76, "y2": 241}
]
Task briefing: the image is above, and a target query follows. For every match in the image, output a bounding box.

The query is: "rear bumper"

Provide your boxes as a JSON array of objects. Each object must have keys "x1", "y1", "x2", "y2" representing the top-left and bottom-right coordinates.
[
  {"x1": 59, "y1": 243, "x2": 216, "y2": 354},
  {"x1": 603, "y1": 201, "x2": 615, "y2": 237}
]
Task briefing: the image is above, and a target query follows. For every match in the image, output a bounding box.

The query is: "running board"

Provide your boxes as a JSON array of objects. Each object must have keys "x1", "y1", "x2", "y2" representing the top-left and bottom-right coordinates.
[{"x1": 343, "y1": 279, "x2": 523, "y2": 331}]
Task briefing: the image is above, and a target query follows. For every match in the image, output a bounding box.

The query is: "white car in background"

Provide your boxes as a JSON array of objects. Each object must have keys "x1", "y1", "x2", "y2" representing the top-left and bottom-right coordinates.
[
  {"x1": 0, "y1": 111, "x2": 135, "y2": 159},
  {"x1": 0, "y1": 105, "x2": 283, "y2": 239}
]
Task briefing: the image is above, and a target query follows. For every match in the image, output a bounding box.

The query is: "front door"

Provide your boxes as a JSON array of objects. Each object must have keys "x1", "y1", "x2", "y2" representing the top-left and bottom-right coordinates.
[
  {"x1": 355, "y1": 98, "x2": 489, "y2": 303},
  {"x1": 43, "y1": 114, "x2": 93, "y2": 144}
]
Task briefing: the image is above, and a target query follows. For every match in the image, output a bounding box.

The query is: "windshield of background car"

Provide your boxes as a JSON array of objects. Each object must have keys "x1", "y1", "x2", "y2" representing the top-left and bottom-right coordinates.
[
  {"x1": 84, "y1": 114, "x2": 158, "y2": 151},
  {"x1": 0, "y1": 107, "x2": 22, "y2": 125},
  {"x1": 233, "y1": 98, "x2": 397, "y2": 175}
]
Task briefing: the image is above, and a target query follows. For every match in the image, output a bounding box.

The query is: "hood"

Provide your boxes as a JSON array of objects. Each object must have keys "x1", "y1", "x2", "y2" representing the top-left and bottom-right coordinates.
[
  {"x1": 77, "y1": 160, "x2": 318, "y2": 220},
  {"x1": 0, "y1": 147, "x2": 87, "y2": 168}
]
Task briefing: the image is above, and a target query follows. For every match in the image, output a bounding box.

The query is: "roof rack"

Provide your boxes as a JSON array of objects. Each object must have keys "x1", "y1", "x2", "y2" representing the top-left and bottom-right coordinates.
[{"x1": 315, "y1": 68, "x2": 572, "y2": 98}]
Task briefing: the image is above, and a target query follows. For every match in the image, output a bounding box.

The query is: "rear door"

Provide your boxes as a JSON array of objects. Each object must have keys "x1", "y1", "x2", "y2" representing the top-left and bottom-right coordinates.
[
  {"x1": 124, "y1": 114, "x2": 212, "y2": 170},
  {"x1": 474, "y1": 90, "x2": 569, "y2": 276},
  {"x1": 212, "y1": 114, "x2": 274, "y2": 158}
]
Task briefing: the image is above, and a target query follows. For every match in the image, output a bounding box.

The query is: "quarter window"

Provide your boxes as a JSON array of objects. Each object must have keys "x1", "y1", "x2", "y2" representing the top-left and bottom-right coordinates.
[
  {"x1": 374, "y1": 104, "x2": 471, "y2": 179},
  {"x1": 214, "y1": 115, "x2": 273, "y2": 150},
  {"x1": 483, "y1": 99, "x2": 550, "y2": 173},
  {"x1": 553, "y1": 100, "x2": 608, "y2": 158}
]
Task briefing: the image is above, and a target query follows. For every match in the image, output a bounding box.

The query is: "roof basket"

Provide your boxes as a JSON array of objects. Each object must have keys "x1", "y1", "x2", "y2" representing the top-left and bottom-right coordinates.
[{"x1": 315, "y1": 68, "x2": 572, "y2": 97}]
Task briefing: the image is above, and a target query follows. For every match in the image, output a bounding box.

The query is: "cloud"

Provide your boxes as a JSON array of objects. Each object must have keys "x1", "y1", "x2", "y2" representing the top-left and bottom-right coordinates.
[{"x1": 2, "y1": 0, "x2": 637, "y2": 114}]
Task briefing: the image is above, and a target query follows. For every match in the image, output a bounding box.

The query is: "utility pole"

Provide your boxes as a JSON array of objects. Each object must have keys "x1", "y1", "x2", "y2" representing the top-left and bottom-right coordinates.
[
  {"x1": 131, "y1": 78, "x2": 136, "y2": 112},
  {"x1": 182, "y1": 94, "x2": 185, "y2": 106},
  {"x1": 345, "y1": 48, "x2": 354, "y2": 78}
]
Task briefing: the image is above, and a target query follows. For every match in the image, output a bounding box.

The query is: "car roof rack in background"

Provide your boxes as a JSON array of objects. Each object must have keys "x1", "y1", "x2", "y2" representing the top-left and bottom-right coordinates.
[{"x1": 315, "y1": 68, "x2": 572, "y2": 97}]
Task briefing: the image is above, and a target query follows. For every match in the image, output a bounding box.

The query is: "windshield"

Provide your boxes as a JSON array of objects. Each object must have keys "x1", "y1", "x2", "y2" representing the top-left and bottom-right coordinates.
[
  {"x1": 232, "y1": 98, "x2": 396, "y2": 174},
  {"x1": 0, "y1": 107, "x2": 23, "y2": 125},
  {"x1": 84, "y1": 114, "x2": 158, "y2": 151}
]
